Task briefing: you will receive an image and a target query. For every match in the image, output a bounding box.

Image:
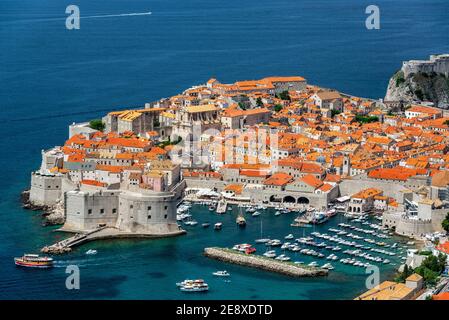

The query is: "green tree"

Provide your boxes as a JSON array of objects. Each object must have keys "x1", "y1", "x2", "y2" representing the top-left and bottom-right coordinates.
[
  {"x1": 256, "y1": 97, "x2": 264, "y2": 107},
  {"x1": 273, "y1": 104, "x2": 283, "y2": 112},
  {"x1": 89, "y1": 119, "x2": 105, "y2": 131},
  {"x1": 442, "y1": 213, "x2": 449, "y2": 233},
  {"x1": 395, "y1": 264, "x2": 413, "y2": 283},
  {"x1": 414, "y1": 253, "x2": 447, "y2": 285},
  {"x1": 276, "y1": 90, "x2": 290, "y2": 101},
  {"x1": 355, "y1": 115, "x2": 379, "y2": 124},
  {"x1": 331, "y1": 109, "x2": 342, "y2": 118}
]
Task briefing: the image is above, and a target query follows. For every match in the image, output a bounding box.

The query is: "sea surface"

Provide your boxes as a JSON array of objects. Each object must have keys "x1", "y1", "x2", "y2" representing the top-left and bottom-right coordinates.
[{"x1": 0, "y1": 0, "x2": 448, "y2": 299}]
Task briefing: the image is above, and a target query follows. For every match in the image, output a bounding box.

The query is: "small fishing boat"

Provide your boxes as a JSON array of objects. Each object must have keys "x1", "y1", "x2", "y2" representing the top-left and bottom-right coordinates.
[
  {"x1": 214, "y1": 222, "x2": 222, "y2": 230},
  {"x1": 85, "y1": 249, "x2": 97, "y2": 255},
  {"x1": 275, "y1": 254, "x2": 291, "y2": 261},
  {"x1": 14, "y1": 254, "x2": 54, "y2": 268},
  {"x1": 308, "y1": 261, "x2": 318, "y2": 267},
  {"x1": 252, "y1": 211, "x2": 261, "y2": 217},
  {"x1": 284, "y1": 234, "x2": 294, "y2": 240},
  {"x1": 212, "y1": 270, "x2": 230, "y2": 277}
]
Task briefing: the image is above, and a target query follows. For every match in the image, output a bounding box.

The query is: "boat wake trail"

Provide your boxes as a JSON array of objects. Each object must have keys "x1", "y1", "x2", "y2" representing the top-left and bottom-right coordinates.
[{"x1": 81, "y1": 12, "x2": 152, "y2": 20}]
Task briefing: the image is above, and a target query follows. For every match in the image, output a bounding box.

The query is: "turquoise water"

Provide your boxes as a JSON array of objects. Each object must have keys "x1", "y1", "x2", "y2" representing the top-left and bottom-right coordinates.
[{"x1": 0, "y1": 0, "x2": 448, "y2": 299}]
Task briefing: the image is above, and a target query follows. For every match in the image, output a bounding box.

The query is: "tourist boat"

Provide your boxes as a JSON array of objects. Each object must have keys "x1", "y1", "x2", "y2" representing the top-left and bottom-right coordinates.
[
  {"x1": 176, "y1": 279, "x2": 205, "y2": 287},
  {"x1": 85, "y1": 249, "x2": 97, "y2": 255},
  {"x1": 236, "y1": 215, "x2": 246, "y2": 227},
  {"x1": 180, "y1": 283, "x2": 209, "y2": 292},
  {"x1": 252, "y1": 211, "x2": 261, "y2": 217},
  {"x1": 202, "y1": 222, "x2": 210, "y2": 228},
  {"x1": 212, "y1": 270, "x2": 230, "y2": 277},
  {"x1": 284, "y1": 234, "x2": 294, "y2": 240},
  {"x1": 214, "y1": 222, "x2": 222, "y2": 230},
  {"x1": 14, "y1": 254, "x2": 54, "y2": 268}
]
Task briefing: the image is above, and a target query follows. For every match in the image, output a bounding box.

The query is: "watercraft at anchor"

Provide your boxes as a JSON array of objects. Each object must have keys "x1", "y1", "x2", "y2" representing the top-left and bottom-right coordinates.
[
  {"x1": 85, "y1": 249, "x2": 97, "y2": 255},
  {"x1": 14, "y1": 254, "x2": 54, "y2": 268},
  {"x1": 236, "y1": 215, "x2": 246, "y2": 227},
  {"x1": 252, "y1": 211, "x2": 261, "y2": 217},
  {"x1": 202, "y1": 223, "x2": 210, "y2": 228},
  {"x1": 214, "y1": 222, "x2": 223, "y2": 230},
  {"x1": 284, "y1": 234, "x2": 294, "y2": 240}
]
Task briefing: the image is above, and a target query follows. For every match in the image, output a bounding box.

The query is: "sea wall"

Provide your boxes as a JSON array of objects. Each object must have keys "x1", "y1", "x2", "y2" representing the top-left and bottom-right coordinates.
[{"x1": 204, "y1": 247, "x2": 328, "y2": 277}]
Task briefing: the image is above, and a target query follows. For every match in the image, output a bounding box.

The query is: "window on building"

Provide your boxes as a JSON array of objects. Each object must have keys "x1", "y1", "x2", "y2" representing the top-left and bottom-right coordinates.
[
  {"x1": 148, "y1": 215, "x2": 151, "y2": 219},
  {"x1": 164, "y1": 206, "x2": 168, "y2": 210},
  {"x1": 130, "y1": 205, "x2": 133, "y2": 209},
  {"x1": 100, "y1": 209, "x2": 104, "y2": 214},
  {"x1": 88, "y1": 209, "x2": 92, "y2": 214},
  {"x1": 148, "y1": 206, "x2": 151, "y2": 210},
  {"x1": 164, "y1": 214, "x2": 167, "y2": 219},
  {"x1": 112, "y1": 208, "x2": 117, "y2": 214}
]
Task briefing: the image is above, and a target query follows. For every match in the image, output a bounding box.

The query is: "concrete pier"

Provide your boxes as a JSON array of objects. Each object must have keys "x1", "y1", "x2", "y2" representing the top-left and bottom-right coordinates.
[{"x1": 204, "y1": 247, "x2": 328, "y2": 278}]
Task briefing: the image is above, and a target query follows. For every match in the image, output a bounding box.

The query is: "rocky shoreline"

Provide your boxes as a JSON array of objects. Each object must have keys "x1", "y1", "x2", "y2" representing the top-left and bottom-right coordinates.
[
  {"x1": 204, "y1": 247, "x2": 328, "y2": 278},
  {"x1": 21, "y1": 190, "x2": 65, "y2": 226}
]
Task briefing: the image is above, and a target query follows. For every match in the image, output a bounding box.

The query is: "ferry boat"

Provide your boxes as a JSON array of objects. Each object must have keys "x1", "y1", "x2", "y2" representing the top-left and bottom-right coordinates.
[
  {"x1": 14, "y1": 254, "x2": 54, "y2": 268},
  {"x1": 179, "y1": 282, "x2": 209, "y2": 293}
]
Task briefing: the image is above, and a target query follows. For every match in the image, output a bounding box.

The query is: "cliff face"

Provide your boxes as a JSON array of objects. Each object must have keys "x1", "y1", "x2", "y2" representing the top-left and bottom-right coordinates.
[{"x1": 385, "y1": 70, "x2": 449, "y2": 109}]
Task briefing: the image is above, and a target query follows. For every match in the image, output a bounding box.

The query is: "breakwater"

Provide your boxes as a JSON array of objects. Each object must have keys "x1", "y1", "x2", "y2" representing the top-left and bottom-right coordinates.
[{"x1": 204, "y1": 247, "x2": 328, "y2": 278}]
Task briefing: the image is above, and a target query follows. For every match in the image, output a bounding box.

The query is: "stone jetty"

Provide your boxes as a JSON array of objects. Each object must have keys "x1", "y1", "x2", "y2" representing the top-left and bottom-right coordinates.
[{"x1": 204, "y1": 247, "x2": 328, "y2": 277}]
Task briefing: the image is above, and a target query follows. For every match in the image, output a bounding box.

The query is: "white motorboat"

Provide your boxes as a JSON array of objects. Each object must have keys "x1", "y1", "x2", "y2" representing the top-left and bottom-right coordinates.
[
  {"x1": 212, "y1": 270, "x2": 230, "y2": 277},
  {"x1": 284, "y1": 234, "x2": 294, "y2": 240},
  {"x1": 85, "y1": 249, "x2": 97, "y2": 255},
  {"x1": 274, "y1": 211, "x2": 282, "y2": 216},
  {"x1": 308, "y1": 261, "x2": 318, "y2": 267},
  {"x1": 321, "y1": 263, "x2": 334, "y2": 270},
  {"x1": 214, "y1": 222, "x2": 223, "y2": 230},
  {"x1": 252, "y1": 211, "x2": 261, "y2": 217},
  {"x1": 263, "y1": 250, "x2": 276, "y2": 258},
  {"x1": 275, "y1": 254, "x2": 291, "y2": 261}
]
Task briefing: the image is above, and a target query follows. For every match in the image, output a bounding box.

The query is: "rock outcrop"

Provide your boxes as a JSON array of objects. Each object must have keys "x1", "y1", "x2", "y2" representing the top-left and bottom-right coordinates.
[
  {"x1": 21, "y1": 190, "x2": 65, "y2": 226},
  {"x1": 385, "y1": 70, "x2": 449, "y2": 109}
]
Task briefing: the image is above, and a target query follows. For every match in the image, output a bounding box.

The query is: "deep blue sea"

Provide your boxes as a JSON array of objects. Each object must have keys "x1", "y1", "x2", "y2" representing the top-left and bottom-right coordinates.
[{"x1": 0, "y1": 0, "x2": 448, "y2": 299}]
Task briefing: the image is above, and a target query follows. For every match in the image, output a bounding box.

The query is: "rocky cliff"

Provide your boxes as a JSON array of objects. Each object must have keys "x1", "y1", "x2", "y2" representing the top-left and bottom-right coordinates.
[{"x1": 385, "y1": 70, "x2": 449, "y2": 109}]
